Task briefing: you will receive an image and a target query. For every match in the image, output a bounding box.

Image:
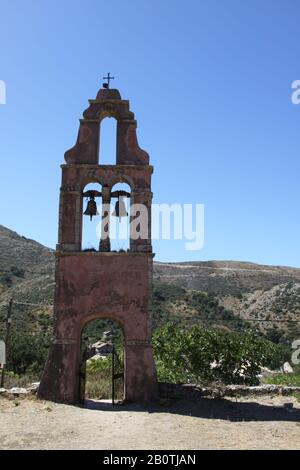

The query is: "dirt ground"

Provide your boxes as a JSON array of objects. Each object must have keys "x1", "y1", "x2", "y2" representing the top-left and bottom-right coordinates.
[{"x1": 0, "y1": 394, "x2": 300, "y2": 450}]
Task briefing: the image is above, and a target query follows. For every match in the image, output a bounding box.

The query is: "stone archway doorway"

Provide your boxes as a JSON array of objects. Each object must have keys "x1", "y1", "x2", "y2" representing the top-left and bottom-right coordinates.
[{"x1": 79, "y1": 318, "x2": 124, "y2": 405}]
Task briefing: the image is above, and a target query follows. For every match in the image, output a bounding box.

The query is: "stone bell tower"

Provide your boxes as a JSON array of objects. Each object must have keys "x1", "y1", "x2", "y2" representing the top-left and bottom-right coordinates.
[{"x1": 38, "y1": 80, "x2": 158, "y2": 403}]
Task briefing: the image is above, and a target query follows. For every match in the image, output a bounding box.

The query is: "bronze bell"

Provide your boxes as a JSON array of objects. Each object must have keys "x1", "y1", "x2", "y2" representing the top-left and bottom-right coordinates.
[
  {"x1": 83, "y1": 196, "x2": 98, "y2": 221},
  {"x1": 112, "y1": 196, "x2": 128, "y2": 220}
]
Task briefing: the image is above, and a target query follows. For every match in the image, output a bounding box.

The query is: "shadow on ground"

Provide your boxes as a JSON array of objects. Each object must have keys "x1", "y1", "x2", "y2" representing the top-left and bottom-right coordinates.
[{"x1": 83, "y1": 397, "x2": 300, "y2": 423}]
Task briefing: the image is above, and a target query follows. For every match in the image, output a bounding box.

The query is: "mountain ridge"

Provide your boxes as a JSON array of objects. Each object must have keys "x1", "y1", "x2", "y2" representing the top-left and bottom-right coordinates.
[{"x1": 0, "y1": 224, "x2": 299, "y2": 343}]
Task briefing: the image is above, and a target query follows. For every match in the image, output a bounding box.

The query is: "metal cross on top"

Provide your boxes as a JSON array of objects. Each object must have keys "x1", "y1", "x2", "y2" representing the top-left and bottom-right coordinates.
[{"x1": 102, "y1": 72, "x2": 115, "y2": 89}]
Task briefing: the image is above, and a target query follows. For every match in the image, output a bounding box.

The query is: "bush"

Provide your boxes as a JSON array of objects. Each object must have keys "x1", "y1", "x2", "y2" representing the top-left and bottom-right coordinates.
[
  {"x1": 85, "y1": 355, "x2": 123, "y2": 400},
  {"x1": 0, "y1": 273, "x2": 12, "y2": 287},
  {"x1": 3, "y1": 370, "x2": 40, "y2": 388},
  {"x1": 3, "y1": 330, "x2": 51, "y2": 374},
  {"x1": 152, "y1": 282, "x2": 251, "y2": 332},
  {"x1": 10, "y1": 266, "x2": 25, "y2": 278},
  {"x1": 152, "y1": 323, "x2": 284, "y2": 386},
  {"x1": 85, "y1": 358, "x2": 112, "y2": 399},
  {"x1": 264, "y1": 373, "x2": 300, "y2": 387}
]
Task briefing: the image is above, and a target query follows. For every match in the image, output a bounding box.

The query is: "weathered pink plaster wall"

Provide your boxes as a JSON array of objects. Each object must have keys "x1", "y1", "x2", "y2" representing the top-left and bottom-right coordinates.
[{"x1": 38, "y1": 253, "x2": 158, "y2": 403}]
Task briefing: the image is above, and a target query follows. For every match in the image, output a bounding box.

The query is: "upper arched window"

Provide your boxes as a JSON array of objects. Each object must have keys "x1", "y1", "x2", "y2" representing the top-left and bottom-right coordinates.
[{"x1": 99, "y1": 117, "x2": 117, "y2": 164}]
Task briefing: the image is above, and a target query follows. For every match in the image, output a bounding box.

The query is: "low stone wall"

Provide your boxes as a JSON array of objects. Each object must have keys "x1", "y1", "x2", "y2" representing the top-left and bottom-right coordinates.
[
  {"x1": 2, "y1": 382, "x2": 300, "y2": 401},
  {"x1": 0, "y1": 383, "x2": 39, "y2": 398}
]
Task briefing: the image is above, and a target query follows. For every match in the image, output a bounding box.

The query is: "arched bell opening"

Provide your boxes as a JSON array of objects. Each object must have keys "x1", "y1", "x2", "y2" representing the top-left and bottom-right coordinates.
[
  {"x1": 79, "y1": 317, "x2": 124, "y2": 405},
  {"x1": 81, "y1": 182, "x2": 102, "y2": 251},
  {"x1": 110, "y1": 182, "x2": 131, "y2": 252},
  {"x1": 99, "y1": 117, "x2": 117, "y2": 165}
]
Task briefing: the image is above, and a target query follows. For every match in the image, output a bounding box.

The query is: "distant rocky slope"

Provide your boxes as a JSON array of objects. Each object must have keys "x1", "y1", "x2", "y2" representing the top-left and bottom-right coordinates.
[
  {"x1": 0, "y1": 225, "x2": 55, "y2": 335},
  {"x1": 0, "y1": 225, "x2": 54, "y2": 294},
  {"x1": 0, "y1": 224, "x2": 299, "y2": 343},
  {"x1": 154, "y1": 260, "x2": 300, "y2": 296},
  {"x1": 154, "y1": 262, "x2": 300, "y2": 341}
]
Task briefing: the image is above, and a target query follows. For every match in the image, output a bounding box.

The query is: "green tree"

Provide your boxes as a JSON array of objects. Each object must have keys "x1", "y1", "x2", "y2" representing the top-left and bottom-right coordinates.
[{"x1": 152, "y1": 323, "x2": 285, "y2": 385}]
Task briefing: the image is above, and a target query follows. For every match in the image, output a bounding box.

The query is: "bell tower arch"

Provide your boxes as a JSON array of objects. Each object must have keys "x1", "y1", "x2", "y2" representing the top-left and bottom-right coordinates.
[{"x1": 38, "y1": 82, "x2": 158, "y2": 403}]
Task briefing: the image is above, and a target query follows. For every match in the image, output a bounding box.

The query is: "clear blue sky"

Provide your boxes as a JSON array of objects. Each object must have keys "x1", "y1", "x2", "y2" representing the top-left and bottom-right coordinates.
[{"x1": 1, "y1": 0, "x2": 300, "y2": 266}]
